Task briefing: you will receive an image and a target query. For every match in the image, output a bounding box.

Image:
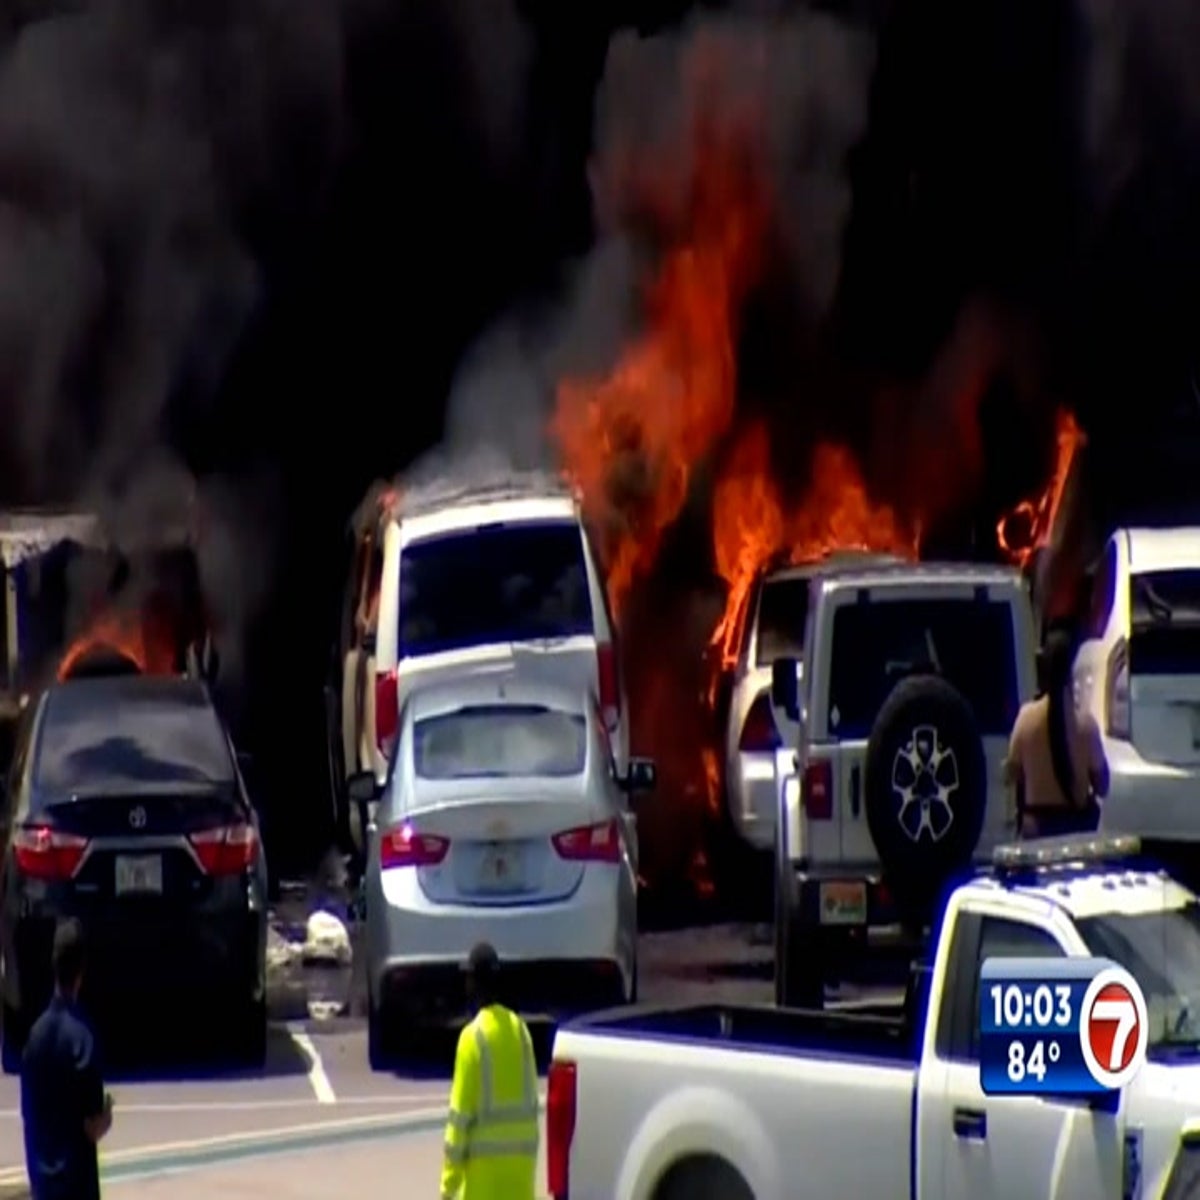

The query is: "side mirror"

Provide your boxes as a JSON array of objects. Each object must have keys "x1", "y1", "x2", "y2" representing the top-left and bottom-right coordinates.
[
  {"x1": 622, "y1": 758, "x2": 657, "y2": 794},
  {"x1": 771, "y1": 657, "x2": 800, "y2": 721},
  {"x1": 347, "y1": 770, "x2": 381, "y2": 806}
]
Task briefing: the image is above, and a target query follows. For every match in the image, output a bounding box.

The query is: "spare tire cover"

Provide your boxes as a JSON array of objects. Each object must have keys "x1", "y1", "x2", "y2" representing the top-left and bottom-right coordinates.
[{"x1": 863, "y1": 674, "x2": 988, "y2": 914}]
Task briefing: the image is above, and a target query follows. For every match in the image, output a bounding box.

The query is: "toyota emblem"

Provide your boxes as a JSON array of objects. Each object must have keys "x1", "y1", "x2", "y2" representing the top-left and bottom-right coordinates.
[{"x1": 128, "y1": 805, "x2": 147, "y2": 830}]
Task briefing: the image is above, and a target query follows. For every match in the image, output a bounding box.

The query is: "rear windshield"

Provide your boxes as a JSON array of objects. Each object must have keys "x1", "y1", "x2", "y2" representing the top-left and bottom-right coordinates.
[
  {"x1": 413, "y1": 705, "x2": 587, "y2": 779},
  {"x1": 1130, "y1": 570, "x2": 1200, "y2": 674},
  {"x1": 755, "y1": 577, "x2": 810, "y2": 666},
  {"x1": 827, "y1": 598, "x2": 1019, "y2": 738},
  {"x1": 34, "y1": 690, "x2": 234, "y2": 793},
  {"x1": 398, "y1": 521, "x2": 593, "y2": 659}
]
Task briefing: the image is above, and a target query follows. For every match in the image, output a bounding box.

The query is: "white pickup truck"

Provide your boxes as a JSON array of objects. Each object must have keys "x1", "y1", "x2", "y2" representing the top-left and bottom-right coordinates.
[{"x1": 546, "y1": 836, "x2": 1200, "y2": 1200}]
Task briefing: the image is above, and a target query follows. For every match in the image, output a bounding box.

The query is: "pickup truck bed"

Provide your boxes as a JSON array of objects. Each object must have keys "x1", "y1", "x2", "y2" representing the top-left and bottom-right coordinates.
[
  {"x1": 554, "y1": 1001, "x2": 924, "y2": 1200},
  {"x1": 574, "y1": 1001, "x2": 919, "y2": 1064}
]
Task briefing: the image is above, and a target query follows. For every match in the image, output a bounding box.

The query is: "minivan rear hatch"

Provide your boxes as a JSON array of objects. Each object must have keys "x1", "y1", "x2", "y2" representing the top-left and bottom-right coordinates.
[{"x1": 1127, "y1": 570, "x2": 1200, "y2": 765}]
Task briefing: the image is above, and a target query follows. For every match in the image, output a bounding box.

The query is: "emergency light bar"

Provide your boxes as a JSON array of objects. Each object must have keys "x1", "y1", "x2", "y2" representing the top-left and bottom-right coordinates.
[{"x1": 992, "y1": 833, "x2": 1143, "y2": 878}]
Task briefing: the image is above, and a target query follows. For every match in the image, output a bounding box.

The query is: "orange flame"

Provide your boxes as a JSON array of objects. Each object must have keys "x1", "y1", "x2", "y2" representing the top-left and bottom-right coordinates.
[
  {"x1": 707, "y1": 422, "x2": 920, "y2": 691},
  {"x1": 57, "y1": 608, "x2": 178, "y2": 681},
  {"x1": 996, "y1": 408, "x2": 1084, "y2": 568},
  {"x1": 551, "y1": 45, "x2": 770, "y2": 618}
]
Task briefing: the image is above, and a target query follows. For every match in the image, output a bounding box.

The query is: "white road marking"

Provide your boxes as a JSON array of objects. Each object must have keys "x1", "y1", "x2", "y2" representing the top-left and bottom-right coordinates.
[
  {"x1": 288, "y1": 1024, "x2": 337, "y2": 1104},
  {"x1": 0, "y1": 1108, "x2": 451, "y2": 1186},
  {"x1": 0, "y1": 1095, "x2": 437, "y2": 1118}
]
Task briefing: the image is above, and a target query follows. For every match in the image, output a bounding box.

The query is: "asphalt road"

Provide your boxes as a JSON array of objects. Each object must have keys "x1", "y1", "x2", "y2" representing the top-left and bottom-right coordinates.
[{"x1": 0, "y1": 923, "x2": 902, "y2": 1196}]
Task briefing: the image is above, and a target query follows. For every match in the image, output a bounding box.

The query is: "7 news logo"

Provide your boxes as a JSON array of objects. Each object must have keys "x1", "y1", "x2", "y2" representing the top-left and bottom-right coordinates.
[
  {"x1": 978, "y1": 957, "x2": 1149, "y2": 1097},
  {"x1": 1080, "y1": 966, "x2": 1149, "y2": 1090}
]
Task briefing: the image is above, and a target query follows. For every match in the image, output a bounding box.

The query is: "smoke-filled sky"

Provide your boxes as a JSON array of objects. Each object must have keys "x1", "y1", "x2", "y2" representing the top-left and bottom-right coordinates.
[{"x1": 2, "y1": 0, "x2": 1200, "y2": 862}]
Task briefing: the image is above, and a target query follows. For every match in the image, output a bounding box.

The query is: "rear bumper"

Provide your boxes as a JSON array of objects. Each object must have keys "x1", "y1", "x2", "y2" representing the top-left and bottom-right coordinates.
[
  {"x1": 783, "y1": 864, "x2": 900, "y2": 931},
  {"x1": 1100, "y1": 745, "x2": 1200, "y2": 842},
  {"x1": 4, "y1": 886, "x2": 265, "y2": 1018},
  {"x1": 725, "y1": 749, "x2": 777, "y2": 850},
  {"x1": 365, "y1": 864, "x2": 635, "y2": 1016}
]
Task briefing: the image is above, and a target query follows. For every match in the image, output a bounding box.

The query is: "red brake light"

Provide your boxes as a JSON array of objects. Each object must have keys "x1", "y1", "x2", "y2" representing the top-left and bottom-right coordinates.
[
  {"x1": 375, "y1": 667, "x2": 399, "y2": 760},
  {"x1": 547, "y1": 1059, "x2": 577, "y2": 1199},
  {"x1": 739, "y1": 694, "x2": 782, "y2": 753},
  {"x1": 13, "y1": 825, "x2": 88, "y2": 880},
  {"x1": 190, "y1": 823, "x2": 259, "y2": 875},
  {"x1": 803, "y1": 759, "x2": 833, "y2": 820},
  {"x1": 552, "y1": 819, "x2": 620, "y2": 863},
  {"x1": 596, "y1": 642, "x2": 619, "y2": 724},
  {"x1": 379, "y1": 823, "x2": 449, "y2": 869},
  {"x1": 1105, "y1": 637, "x2": 1131, "y2": 739}
]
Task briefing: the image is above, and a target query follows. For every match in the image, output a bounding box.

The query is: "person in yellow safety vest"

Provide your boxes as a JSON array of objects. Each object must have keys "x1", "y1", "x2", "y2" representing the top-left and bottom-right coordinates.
[{"x1": 441, "y1": 942, "x2": 540, "y2": 1200}]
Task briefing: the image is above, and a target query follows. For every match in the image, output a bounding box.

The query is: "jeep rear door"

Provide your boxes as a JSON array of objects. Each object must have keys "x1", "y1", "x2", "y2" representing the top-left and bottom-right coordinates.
[{"x1": 811, "y1": 583, "x2": 1029, "y2": 866}]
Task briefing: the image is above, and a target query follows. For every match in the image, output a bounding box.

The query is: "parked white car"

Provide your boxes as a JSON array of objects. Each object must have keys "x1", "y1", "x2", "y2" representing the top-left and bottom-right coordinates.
[
  {"x1": 547, "y1": 835, "x2": 1200, "y2": 1200},
  {"x1": 355, "y1": 673, "x2": 654, "y2": 1068},
  {"x1": 1073, "y1": 527, "x2": 1200, "y2": 885},
  {"x1": 328, "y1": 472, "x2": 629, "y2": 853}
]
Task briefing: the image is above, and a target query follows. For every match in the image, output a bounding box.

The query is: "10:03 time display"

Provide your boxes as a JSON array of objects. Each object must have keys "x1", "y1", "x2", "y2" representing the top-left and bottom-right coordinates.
[{"x1": 989, "y1": 982, "x2": 1073, "y2": 1028}]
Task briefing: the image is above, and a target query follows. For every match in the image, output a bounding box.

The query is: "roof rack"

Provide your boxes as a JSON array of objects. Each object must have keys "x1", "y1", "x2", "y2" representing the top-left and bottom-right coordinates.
[{"x1": 993, "y1": 834, "x2": 1143, "y2": 882}]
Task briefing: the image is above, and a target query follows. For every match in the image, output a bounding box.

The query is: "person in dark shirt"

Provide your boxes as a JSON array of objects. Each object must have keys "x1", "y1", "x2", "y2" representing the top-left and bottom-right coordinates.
[{"x1": 21, "y1": 918, "x2": 113, "y2": 1200}]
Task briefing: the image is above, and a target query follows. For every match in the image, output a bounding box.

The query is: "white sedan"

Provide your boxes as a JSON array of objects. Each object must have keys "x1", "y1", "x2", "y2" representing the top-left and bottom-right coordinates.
[{"x1": 356, "y1": 673, "x2": 654, "y2": 1068}]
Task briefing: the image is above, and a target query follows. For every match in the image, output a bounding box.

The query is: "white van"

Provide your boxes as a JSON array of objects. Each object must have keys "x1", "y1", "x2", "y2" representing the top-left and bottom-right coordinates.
[{"x1": 330, "y1": 474, "x2": 628, "y2": 843}]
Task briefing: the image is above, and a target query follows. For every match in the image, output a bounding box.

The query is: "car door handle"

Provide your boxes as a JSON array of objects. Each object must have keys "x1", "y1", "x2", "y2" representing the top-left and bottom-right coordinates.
[{"x1": 952, "y1": 1107, "x2": 987, "y2": 1140}]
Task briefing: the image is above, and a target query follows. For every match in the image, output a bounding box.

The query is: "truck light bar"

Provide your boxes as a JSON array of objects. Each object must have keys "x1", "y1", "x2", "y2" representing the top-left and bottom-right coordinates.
[{"x1": 993, "y1": 834, "x2": 1143, "y2": 876}]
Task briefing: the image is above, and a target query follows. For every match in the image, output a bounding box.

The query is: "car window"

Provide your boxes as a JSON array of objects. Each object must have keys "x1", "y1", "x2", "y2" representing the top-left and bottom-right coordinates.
[
  {"x1": 33, "y1": 688, "x2": 235, "y2": 794},
  {"x1": 965, "y1": 917, "x2": 1065, "y2": 1059},
  {"x1": 413, "y1": 705, "x2": 587, "y2": 779},
  {"x1": 827, "y1": 597, "x2": 1020, "y2": 738},
  {"x1": 398, "y1": 522, "x2": 593, "y2": 659},
  {"x1": 755, "y1": 577, "x2": 810, "y2": 667}
]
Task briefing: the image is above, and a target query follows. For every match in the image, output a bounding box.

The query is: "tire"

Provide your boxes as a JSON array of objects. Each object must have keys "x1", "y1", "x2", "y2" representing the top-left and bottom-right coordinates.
[
  {"x1": 2, "y1": 1003, "x2": 25, "y2": 1076},
  {"x1": 233, "y1": 998, "x2": 267, "y2": 1069},
  {"x1": 774, "y1": 904, "x2": 824, "y2": 1009},
  {"x1": 863, "y1": 674, "x2": 988, "y2": 924},
  {"x1": 367, "y1": 998, "x2": 391, "y2": 1072},
  {"x1": 654, "y1": 1156, "x2": 753, "y2": 1200}
]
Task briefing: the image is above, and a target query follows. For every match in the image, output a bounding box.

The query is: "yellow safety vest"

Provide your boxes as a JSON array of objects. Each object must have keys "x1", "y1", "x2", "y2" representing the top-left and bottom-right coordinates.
[{"x1": 441, "y1": 1004, "x2": 539, "y2": 1200}]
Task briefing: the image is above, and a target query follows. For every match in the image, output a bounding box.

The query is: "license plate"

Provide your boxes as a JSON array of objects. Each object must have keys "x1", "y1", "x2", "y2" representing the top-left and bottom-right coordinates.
[
  {"x1": 819, "y1": 881, "x2": 867, "y2": 925},
  {"x1": 115, "y1": 854, "x2": 163, "y2": 895},
  {"x1": 477, "y1": 845, "x2": 524, "y2": 893}
]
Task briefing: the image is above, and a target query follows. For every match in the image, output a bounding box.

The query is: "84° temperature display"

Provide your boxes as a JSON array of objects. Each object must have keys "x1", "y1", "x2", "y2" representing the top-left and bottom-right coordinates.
[{"x1": 979, "y1": 957, "x2": 1149, "y2": 1096}]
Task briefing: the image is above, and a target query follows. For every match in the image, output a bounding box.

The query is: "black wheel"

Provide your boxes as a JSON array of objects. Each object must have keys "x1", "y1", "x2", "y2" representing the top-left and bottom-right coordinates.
[
  {"x1": 775, "y1": 910, "x2": 824, "y2": 1009},
  {"x1": 367, "y1": 997, "x2": 391, "y2": 1072},
  {"x1": 233, "y1": 998, "x2": 268, "y2": 1069},
  {"x1": 2, "y1": 1002, "x2": 26, "y2": 1076},
  {"x1": 863, "y1": 674, "x2": 987, "y2": 924},
  {"x1": 654, "y1": 1155, "x2": 753, "y2": 1200}
]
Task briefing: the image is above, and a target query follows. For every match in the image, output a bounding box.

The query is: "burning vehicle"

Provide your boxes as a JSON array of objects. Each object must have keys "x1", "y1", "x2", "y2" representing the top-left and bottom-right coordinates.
[{"x1": 0, "y1": 508, "x2": 215, "y2": 771}]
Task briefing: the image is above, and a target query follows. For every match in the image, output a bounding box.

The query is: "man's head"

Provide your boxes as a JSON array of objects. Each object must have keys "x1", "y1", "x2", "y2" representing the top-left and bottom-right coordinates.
[
  {"x1": 52, "y1": 917, "x2": 86, "y2": 997},
  {"x1": 465, "y1": 941, "x2": 501, "y2": 1008}
]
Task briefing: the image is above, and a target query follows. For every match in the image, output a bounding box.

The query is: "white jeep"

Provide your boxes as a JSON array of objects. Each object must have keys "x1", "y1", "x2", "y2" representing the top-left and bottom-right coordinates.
[{"x1": 771, "y1": 561, "x2": 1039, "y2": 1005}]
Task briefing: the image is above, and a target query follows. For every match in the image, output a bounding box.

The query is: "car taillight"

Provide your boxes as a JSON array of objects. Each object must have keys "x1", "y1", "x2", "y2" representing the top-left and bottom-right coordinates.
[
  {"x1": 1106, "y1": 637, "x2": 1131, "y2": 739},
  {"x1": 739, "y1": 694, "x2": 782, "y2": 753},
  {"x1": 596, "y1": 642, "x2": 619, "y2": 727},
  {"x1": 13, "y1": 825, "x2": 88, "y2": 880},
  {"x1": 547, "y1": 1059, "x2": 577, "y2": 1200},
  {"x1": 379, "y1": 823, "x2": 449, "y2": 869},
  {"x1": 803, "y1": 759, "x2": 833, "y2": 820},
  {"x1": 375, "y1": 667, "x2": 399, "y2": 760},
  {"x1": 190, "y1": 823, "x2": 259, "y2": 875},
  {"x1": 552, "y1": 819, "x2": 620, "y2": 863}
]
